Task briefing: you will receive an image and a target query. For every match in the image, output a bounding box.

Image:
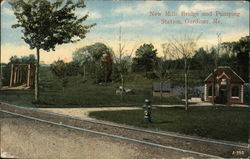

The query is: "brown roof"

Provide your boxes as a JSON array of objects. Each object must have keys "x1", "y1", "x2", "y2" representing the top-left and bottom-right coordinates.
[{"x1": 204, "y1": 66, "x2": 245, "y2": 83}]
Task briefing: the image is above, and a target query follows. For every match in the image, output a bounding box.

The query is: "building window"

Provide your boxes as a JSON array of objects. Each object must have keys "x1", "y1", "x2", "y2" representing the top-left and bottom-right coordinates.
[{"x1": 232, "y1": 86, "x2": 239, "y2": 97}]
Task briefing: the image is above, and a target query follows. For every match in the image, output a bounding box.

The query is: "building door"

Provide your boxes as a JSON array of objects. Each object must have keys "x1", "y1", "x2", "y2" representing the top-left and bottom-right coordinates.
[{"x1": 218, "y1": 85, "x2": 227, "y2": 104}]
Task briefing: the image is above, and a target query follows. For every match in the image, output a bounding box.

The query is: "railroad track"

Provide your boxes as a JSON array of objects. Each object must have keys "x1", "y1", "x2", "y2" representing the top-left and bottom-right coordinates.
[{"x1": 0, "y1": 102, "x2": 249, "y2": 158}]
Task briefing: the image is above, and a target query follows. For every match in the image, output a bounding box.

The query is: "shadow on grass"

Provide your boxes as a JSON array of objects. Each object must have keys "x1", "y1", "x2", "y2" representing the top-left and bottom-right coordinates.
[{"x1": 152, "y1": 120, "x2": 174, "y2": 124}]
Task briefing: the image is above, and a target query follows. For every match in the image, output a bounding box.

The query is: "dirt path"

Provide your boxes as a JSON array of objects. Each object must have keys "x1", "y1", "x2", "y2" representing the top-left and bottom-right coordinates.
[
  {"x1": 1, "y1": 112, "x2": 196, "y2": 159},
  {"x1": 40, "y1": 107, "x2": 141, "y2": 120}
]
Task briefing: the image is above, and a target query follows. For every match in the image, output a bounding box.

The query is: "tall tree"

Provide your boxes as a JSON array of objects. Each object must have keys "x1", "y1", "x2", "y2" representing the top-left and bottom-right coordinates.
[
  {"x1": 133, "y1": 43, "x2": 158, "y2": 74},
  {"x1": 167, "y1": 33, "x2": 201, "y2": 111},
  {"x1": 221, "y1": 36, "x2": 249, "y2": 82},
  {"x1": 10, "y1": 0, "x2": 95, "y2": 102},
  {"x1": 73, "y1": 42, "x2": 113, "y2": 82}
]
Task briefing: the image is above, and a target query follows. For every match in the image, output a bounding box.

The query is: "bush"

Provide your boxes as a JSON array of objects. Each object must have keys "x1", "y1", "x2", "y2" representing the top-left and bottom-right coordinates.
[{"x1": 145, "y1": 72, "x2": 159, "y2": 79}]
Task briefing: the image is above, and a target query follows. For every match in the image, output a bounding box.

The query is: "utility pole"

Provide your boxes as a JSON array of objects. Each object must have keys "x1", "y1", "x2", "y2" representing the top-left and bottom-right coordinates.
[
  {"x1": 119, "y1": 26, "x2": 122, "y2": 64},
  {"x1": 160, "y1": 45, "x2": 165, "y2": 104},
  {"x1": 119, "y1": 26, "x2": 124, "y2": 101},
  {"x1": 212, "y1": 33, "x2": 221, "y2": 105},
  {"x1": 0, "y1": 46, "x2": 2, "y2": 89},
  {"x1": 216, "y1": 33, "x2": 221, "y2": 69}
]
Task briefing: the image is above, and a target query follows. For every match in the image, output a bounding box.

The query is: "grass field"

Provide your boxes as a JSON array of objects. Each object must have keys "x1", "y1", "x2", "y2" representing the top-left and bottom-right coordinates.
[
  {"x1": 0, "y1": 67, "x2": 184, "y2": 107},
  {"x1": 89, "y1": 106, "x2": 249, "y2": 143}
]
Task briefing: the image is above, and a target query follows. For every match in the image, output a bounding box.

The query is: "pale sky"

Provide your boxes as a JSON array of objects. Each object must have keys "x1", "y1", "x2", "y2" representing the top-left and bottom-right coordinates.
[{"x1": 1, "y1": 0, "x2": 249, "y2": 64}]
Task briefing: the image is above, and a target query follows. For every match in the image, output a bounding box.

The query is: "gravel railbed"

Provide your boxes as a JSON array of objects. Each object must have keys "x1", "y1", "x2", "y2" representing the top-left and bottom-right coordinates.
[
  {"x1": 1, "y1": 113, "x2": 199, "y2": 159},
  {"x1": 0, "y1": 103, "x2": 248, "y2": 158}
]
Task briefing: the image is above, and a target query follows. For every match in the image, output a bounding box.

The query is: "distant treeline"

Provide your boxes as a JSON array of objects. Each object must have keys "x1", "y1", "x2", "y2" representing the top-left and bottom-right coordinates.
[{"x1": 2, "y1": 36, "x2": 249, "y2": 86}]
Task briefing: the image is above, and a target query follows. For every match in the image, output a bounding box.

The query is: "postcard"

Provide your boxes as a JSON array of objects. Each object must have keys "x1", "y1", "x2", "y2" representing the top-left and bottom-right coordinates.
[{"x1": 0, "y1": 0, "x2": 249, "y2": 158}]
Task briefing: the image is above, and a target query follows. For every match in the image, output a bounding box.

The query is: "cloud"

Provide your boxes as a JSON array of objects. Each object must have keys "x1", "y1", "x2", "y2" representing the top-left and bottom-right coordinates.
[
  {"x1": 75, "y1": 10, "x2": 101, "y2": 19},
  {"x1": 102, "y1": 20, "x2": 151, "y2": 28},
  {"x1": 114, "y1": 1, "x2": 167, "y2": 15},
  {"x1": 1, "y1": 6, "x2": 14, "y2": 16},
  {"x1": 1, "y1": 20, "x2": 16, "y2": 28},
  {"x1": 235, "y1": 7, "x2": 249, "y2": 16},
  {"x1": 179, "y1": 2, "x2": 223, "y2": 12},
  {"x1": 114, "y1": 6, "x2": 134, "y2": 15}
]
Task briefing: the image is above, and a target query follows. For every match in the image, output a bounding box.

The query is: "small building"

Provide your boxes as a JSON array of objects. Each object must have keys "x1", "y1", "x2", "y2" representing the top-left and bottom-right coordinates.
[
  {"x1": 152, "y1": 82, "x2": 171, "y2": 97},
  {"x1": 204, "y1": 66, "x2": 245, "y2": 105}
]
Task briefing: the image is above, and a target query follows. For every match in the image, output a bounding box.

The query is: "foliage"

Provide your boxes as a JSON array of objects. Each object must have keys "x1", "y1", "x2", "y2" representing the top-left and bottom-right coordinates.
[
  {"x1": 73, "y1": 43, "x2": 112, "y2": 62},
  {"x1": 73, "y1": 42, "x2": 114, "y2": 82},
  {"x1": 50, "y1": 60, "x2": 67, "y2": 78},
  {"x1": 221, "y1": 36, "x2": 249, "y2": 82},
  {"x1": 9, "y1": 54, "x2": 36, "y2": 64},
  {"x1": 10, "y1": 0, "x2": 95, "y2": 101},
  {"x1": 190, "y1": 47, "x2": 215, "y2": 80},
  {"x1": 50, "y1": 60, "x2": 69, "y2": 91},
  {"x1": 10, "y1": 0, "x2": 94, "y2": 51},
  {"x1": 2, "y1": 54, "x2": 36, "y2": 86},
  {"x1": 132, "y1": 43, "x2": 158, "y2": 74}
]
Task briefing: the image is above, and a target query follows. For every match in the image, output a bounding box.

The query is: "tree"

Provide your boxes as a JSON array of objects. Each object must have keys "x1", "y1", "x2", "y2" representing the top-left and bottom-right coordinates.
[
  {"x1": 10, "y1": 0, "x2": 95, "y2": 102},
  {"x1": 102, "y1": 52, "x2": 113, "y2": 83},
  {"x1": 111, "y1": 26, "x2": 138, "y2": 101},
  {"x1": 221, "y1": 36, "x2": 249, "y2": 82},
  {"x1": 50, "y1": 60, "x2": 68, "y2": 92},
  {"x1": 166, "y1": 33, "x2": 201, "y2": 111},
  {"x1": 132, "y1": 43, "x2": 158, "y2": 76},
  {"x1": 191, "y1": 47, "x2": 215, "y2": 79},
  {"x1": 72, "y1": 42, "x2": 113, "y2": 82}
]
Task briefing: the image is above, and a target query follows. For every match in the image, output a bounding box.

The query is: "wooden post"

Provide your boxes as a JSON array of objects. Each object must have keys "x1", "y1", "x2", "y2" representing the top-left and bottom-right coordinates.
[
  {"x1": 16, "y1": 66, "x2": 20, "y2": 84},
  {"x1": 27, "y1": 64, "x2": 30, "y2": 87},
  {"x1": 20, "y1": 67, "x2": 22, "y2": 83},
  {"x1": 10, "y1": 64, "x2": 14, "y2": 87},
  {"x1": 20, "y1": 67, "x2": 23, "y2": 84},
  {"x1": 13, "y1": 66, "x2": 17, "y2": 86}
]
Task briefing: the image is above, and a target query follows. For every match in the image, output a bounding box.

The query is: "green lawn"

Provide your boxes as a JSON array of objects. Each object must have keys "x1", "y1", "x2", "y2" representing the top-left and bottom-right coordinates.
[
  {"x1": 0, "y1": 67, "x2": 183, "y2": 107},
  {"x1": 89, "y1": 106, "x2": 249, "y2": 143},
  {"x1": 0, "y1": 90, "x2": 34, "y2": 107}
]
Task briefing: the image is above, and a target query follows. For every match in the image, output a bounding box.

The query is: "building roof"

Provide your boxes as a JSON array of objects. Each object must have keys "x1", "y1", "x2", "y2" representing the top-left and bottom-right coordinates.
[
  {"x1": 204, "y1": 66, "x2": 245, "y2": 83},
  {"x1": 153, "y1": 82, "x2": 171, "y2": 92}
]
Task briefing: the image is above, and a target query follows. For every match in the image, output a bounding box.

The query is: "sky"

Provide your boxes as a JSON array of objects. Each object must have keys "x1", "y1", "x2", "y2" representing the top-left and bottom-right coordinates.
[{"x1": 1, "y1": 0, "x2": 249, "y2": 64}]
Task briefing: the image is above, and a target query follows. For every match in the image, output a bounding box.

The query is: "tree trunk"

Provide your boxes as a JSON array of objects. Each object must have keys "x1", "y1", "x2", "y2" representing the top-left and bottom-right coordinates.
[
  {"x1": 120, "y1": 73, "x2": 124, "y2": 101},
  {"x1": 13, "y1": 67, "x2": 17, "y2": 86},
  {"x1": 35, "y1": 48, "x2": 40, "y2": 102},
  {"x1": 0, "y1": 50, "x2": 2, "y2": 89},
  {"x1": 184, "y1": 59, "x2": 188, "y2": 111},
  {"x1": 83, "y1": 65, "x2": 86, "y2": 78},
  {"x1": 160, "y1": 81, "x2": 163, "y2": 104},
  {"x1": 27, "y1": 64, "x2": 31, "y2": 87}
]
